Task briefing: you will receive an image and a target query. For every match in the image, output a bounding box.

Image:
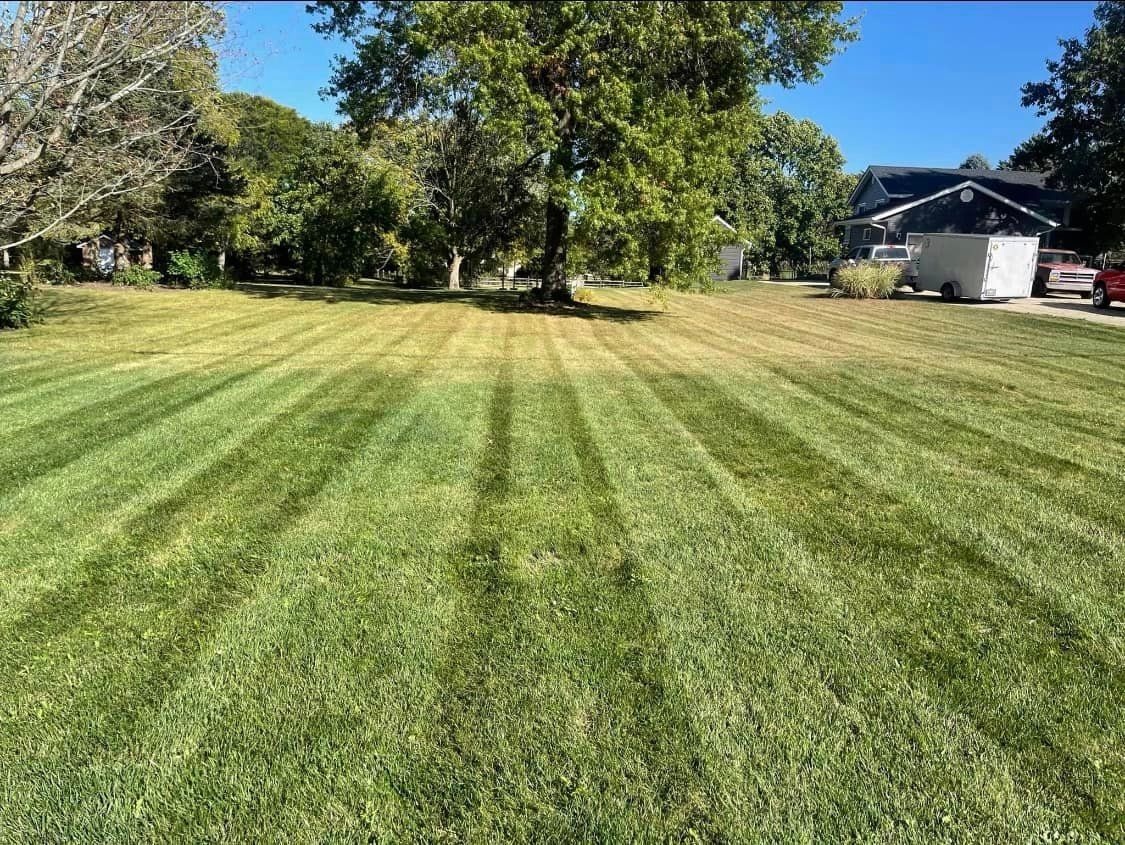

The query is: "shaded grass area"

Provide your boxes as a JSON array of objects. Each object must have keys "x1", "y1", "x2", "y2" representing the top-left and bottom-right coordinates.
[{"x1": 1, "y1": 281, "x2": 1123, "y2": 842}]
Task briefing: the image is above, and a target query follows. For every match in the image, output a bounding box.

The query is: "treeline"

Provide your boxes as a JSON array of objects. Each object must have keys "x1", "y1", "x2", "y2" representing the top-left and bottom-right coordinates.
[{"x1": 2, "y1": 1, "x2": 863, "y2": 301}]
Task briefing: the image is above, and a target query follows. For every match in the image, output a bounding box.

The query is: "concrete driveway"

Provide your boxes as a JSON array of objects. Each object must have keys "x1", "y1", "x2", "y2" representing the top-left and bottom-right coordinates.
[
  {"x1": 904, "y1": 289, "x2": 1125, "y2": 327},
  {"x1": 755, "y1": 280, "x2": 1125, "y2": 328}
]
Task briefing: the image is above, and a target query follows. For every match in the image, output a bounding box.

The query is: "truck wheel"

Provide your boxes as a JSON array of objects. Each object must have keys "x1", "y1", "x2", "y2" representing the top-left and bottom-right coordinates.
[
  {"x1": 940, "y1": 282, "x2": 956, "y2": 302},
  {"x1": 1092, "y1": 282, "x2": 1110, "y2": 309}
]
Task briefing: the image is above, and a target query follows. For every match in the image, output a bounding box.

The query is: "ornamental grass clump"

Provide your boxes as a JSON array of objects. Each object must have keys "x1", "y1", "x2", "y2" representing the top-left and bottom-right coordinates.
[{"x1": 831, "y1": 263, "x2": 902, "y2": 299}]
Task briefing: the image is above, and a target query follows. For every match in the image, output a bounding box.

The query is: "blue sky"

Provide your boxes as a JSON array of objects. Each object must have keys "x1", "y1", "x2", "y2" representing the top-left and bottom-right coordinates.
[{"x1": 222, "y1": 1, "x2": 1098, "y2": 170}]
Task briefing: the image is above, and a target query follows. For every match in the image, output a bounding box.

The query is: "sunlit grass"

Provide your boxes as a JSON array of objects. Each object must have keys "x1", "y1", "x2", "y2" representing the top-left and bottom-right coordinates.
[{"x1": 1, "y1": 281, "x2": 1122, "y2": 842}]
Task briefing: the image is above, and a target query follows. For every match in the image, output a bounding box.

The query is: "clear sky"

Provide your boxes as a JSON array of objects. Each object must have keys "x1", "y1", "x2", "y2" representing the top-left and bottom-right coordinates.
[{"x1": 221, "y1": 0, "x2": 1098, "y2": 171}]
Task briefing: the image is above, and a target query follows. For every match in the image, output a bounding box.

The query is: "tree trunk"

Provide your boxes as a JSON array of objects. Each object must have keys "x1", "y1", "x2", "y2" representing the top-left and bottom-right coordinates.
[
  {"x1": 112, "y1": 209, "x2": 128, "y2": 273},
  {"x1": 447, "y1": 248, "x2": 462, "y2": 290},
  {"x1": 1, "y1": 248, "x2": 9, "y2": 269},
  {"x1": 217, "y1": 248, "x2": 226, "y2": 273},
  {"x1": 541, "y1": 111, "x2": 574, "y2": 301},
  {"x1": 113, "y1": 241, "x2": 129, "y2": 272},
  {"x1": 542, "y1": 194, "x2": 569, "y2": 298}
]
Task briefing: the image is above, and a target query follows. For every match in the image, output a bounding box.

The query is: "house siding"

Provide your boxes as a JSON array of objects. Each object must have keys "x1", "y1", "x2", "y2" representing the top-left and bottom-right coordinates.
[
  {"x1": 714, "y1": 245, "x2": 743, "y2": 281},
  {"x1": 851, "y1": 176, "x2": 889, "y2": 215},
  {"x1": 847, "y1": 223, "x2": 885, "y2": 249},
  {"x1": 876, "y1": 191, "x2": 1049, "y2": 246}
]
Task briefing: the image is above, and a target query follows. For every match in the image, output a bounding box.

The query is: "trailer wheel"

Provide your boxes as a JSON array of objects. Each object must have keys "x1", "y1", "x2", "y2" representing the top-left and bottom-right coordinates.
[
  {"x1": 1093, "y1": 282, "x2": 1109, "y2": 309},
  {"x1": 1031, "y1": 277, "x2": 1047, "y2": 297},
  {"x1": 1080, "y1": 291, "x2": 1091, "y2": 300},
  {"x1": 940, "y1": 282, "x2": 957, "y2": 302}
]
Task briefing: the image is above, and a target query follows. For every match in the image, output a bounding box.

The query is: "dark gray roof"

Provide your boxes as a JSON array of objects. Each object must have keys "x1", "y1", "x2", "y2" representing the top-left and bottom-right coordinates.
[{"x1": 867, "y1": 165, "x2": 1071, "y2": 214}]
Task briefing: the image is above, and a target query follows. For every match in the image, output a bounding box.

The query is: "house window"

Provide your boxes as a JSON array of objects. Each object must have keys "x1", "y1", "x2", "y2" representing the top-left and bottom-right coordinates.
[
  {"x1": 862, "y1": 227, "x2": 873, "y2": 242},
  {"x1": 875, "y1": 198, "x2": 887, "y2": 207},
  {"x1": 857, "y1": 203, "x2": 866, "y2": 213}
]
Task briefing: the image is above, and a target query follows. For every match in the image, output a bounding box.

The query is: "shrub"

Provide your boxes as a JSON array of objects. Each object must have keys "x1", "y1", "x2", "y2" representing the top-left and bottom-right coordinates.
[
  {"x1": 0, "y1": 271, "x2": 37, "y2": 329},
  {"x1": 830, "y1": 262, "x2": 902, "y2": 299},
  {"x1": 37, "y1": 259, "x2": 76, "y2": 286},
  {"x1": 572, "y1": 285, "x2": 594, "y2": 303},
  {"x1": 113, "y1": 266, "x2": 162, "y2": 288},
  {"x1": 166, "y1": 250, "x2": 222, "y2": 288}
]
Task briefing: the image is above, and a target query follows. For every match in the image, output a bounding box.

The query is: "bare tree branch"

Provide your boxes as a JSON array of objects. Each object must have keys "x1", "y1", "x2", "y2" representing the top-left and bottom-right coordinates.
[{"x1": 0, "y1": 1, "x2": 224, "y2": 251}]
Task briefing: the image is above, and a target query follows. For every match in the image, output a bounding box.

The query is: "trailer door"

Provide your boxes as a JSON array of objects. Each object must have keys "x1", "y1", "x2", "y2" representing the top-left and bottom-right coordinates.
[{"x1": 983, "y1": 239, "x2": 1035, "y2": 299}]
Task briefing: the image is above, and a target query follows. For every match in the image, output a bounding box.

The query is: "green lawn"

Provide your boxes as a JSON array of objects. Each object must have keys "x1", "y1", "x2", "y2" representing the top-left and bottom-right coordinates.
[{"x1": 1, "y1": 281, "x2": 1123, "y2": 842}]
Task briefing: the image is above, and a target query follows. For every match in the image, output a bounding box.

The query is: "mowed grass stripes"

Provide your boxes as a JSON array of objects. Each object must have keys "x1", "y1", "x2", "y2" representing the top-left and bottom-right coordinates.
[{"x1": 1, "y1": 281, "x2": 1123, "y2": 843}]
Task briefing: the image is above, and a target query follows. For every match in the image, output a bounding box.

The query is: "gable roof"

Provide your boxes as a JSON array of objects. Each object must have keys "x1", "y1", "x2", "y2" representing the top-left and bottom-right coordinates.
[
  {"x1": 859, "y1": 165, "x2": 1071, "y2": 215},
  {"x1": 835, "y1": 179, "x2": 1062, "y2": 228}
]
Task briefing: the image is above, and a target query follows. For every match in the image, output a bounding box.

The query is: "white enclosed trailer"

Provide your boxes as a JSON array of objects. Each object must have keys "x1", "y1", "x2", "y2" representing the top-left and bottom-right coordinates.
[{"x1": 913, "y1": 233, "x2": 1038, "y2": 302}]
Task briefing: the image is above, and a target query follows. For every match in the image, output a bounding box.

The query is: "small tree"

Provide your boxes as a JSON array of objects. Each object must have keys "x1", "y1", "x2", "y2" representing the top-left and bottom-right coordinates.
[{"x1": 958, "y1": 153, "x2": 992, "y2": 170}]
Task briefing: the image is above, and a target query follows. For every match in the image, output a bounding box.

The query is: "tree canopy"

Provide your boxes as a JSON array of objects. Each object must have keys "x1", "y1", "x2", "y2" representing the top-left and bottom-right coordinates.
[
  {"x1": 1012, "y1": 0, "x2": 1125, "y2": 251},
  {"x1": 958, "y1": 153, "x2": 992, "y2": 170},
  {"x1": 722, "y1": 112, "x2": 853, "y2": 273},
  {"x1": 311, "y1": 0, "x2": 857, "y2": 295}
]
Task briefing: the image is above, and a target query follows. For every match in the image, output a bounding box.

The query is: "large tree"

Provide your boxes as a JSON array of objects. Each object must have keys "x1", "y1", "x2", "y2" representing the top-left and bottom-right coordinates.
[
  {"x1": 0, "y1": 1, "x2": 225, "y2": 253},
  {"x1": 271, "y1": 126, "x2": 407, "y2": 285},
  {"x1": 1011, "y1": 1, "x2": 1125, "y2": 251},
  {"x1": 156, "y1": 93, "x2": 319, "y2": 274},
  {"x1": 311, "y1": 1, "x2": 856, "y2": 297},
  {"x1": 374, "y1": 106, "x2": 540, "y2": 289},
  {"x1": 722, "y1": 111, "x2": 853, "y2": 273}
]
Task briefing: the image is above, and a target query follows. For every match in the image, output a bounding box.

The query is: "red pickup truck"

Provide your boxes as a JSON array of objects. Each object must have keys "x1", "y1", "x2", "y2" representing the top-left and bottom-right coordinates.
[
  {"x1": 1092, "y1": 268, "x2": 1125, "y2": 309},
  {"x1": 1033, "y1": 249, "x2": 1099, "y2": 297}
]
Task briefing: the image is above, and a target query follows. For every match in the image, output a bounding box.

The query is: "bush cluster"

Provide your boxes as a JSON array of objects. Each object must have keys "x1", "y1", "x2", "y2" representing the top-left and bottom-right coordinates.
[
  {"x1": 0, "y1": 271, "x2": 37, "y2": 329},
  {"x1": 113, "y1": 266, "x2": 162, "y2": 288},
  {"x1": 166, "y1": 250, "x2": 225, "y2": 288},
  {"x1": 20, "y1": 258, "x2": 77, "y2": 286},
  {"x1": 830, "y1": 263, "x2": 902, "y2": 299}
]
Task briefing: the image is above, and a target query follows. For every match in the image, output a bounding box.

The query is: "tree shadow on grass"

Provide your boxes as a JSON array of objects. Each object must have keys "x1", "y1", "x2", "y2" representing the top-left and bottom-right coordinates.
[{"x1": 232, "y1": 281, "x2": 660, "y2": 322}]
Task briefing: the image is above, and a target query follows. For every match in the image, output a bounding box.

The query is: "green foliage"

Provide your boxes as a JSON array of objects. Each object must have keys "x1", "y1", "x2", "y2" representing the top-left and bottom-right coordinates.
[
  {"x1": 311, "y1": 0, "x2": 858, "y2": 291},
  {"x1": 722, "y1": 112, "x2": 854, "y2": 273},
  {"x1": 958, "y1": 153, "x2": 992, "y2": 170},
  {"x1": 0, "y1": 268, "x2": 37, "y2": 328},
  {"x1": 1015, "y1": 1, "x2": 1125, "y2": 251},
  {"x1": 166, "y1": 250, "x2": 223, "y2": 288},
  {"x1": 373, "y1": 107, "x2": 541, "y2": 288},
  {"x1": 999, "y1": 133, "x2": 1057, "y2": 172},
  {"x1": 830, "y1": 262, "x2": 902, "y2": 299},
  {"x1": 273, "y1": 128, "x2": 407, "y2": 285},
  {"x1": 19, "y1": 257, "x2": 75, "y2": 286},
  {"x1": 148, "y1": 94, "x2": 320, "y2": 276},
  {"x1": 113, "y1": 266, "x2": 162, "y2": 289}
]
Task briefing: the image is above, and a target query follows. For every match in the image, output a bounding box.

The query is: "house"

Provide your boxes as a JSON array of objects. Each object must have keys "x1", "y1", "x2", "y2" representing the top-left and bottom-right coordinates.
[
  {"x1": 77, "y1": 233, "x2": 153, "y2": 275},
  {"x1": 835, "y1": 166, "x2": 1079, "y2": 254},
  {"x1": 712, "y1": 215, "x2": 747, "y2": 281}
]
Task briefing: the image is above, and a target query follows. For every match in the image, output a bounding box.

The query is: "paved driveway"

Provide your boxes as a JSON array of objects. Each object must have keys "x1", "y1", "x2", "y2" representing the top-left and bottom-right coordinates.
[
  {"x1": 905, "y1": 290, "x2": 1125, "y2": 327},
  {"x1": 756, "y1": 282, "x2": 1125, "y2": 329}
]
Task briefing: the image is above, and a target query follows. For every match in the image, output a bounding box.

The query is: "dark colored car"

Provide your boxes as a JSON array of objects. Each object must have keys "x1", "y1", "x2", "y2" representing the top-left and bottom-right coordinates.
[{"x1": 1092, "y1": 267, "x2": 1125, "y2": 309}]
